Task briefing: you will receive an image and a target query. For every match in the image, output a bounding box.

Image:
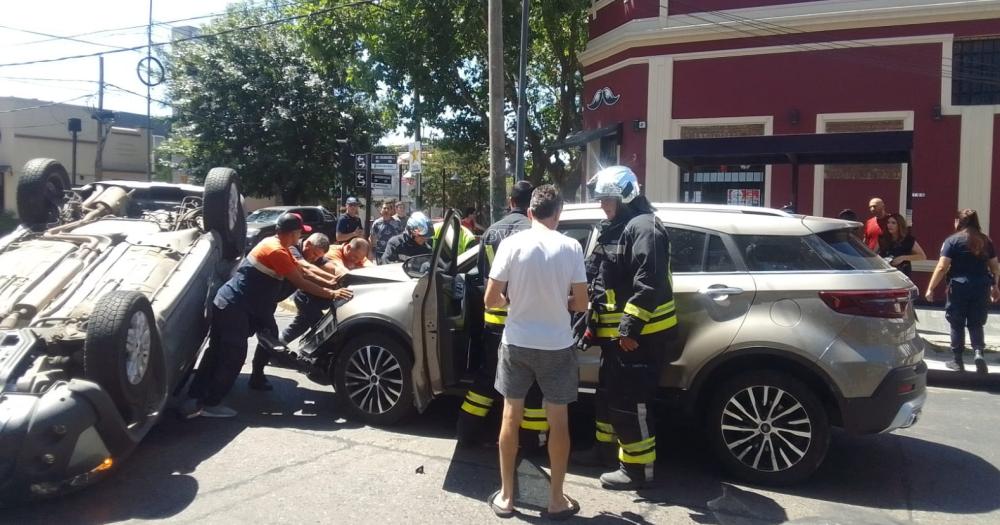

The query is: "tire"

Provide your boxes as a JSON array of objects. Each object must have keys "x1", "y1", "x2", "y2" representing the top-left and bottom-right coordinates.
[
  {"x1": 17, "y1": 158, "x2": 71, "y2": 230},
  {"x1": 203, "y1": 167, "x2": 246, "y2": 260},
  {"x1": 706, "y1": 370, "x2": 830, "y2": 485},
  {"x1": 84, "y1": 291, "x2": 165, "y2": 423},
  {"x1": 333, "y1": 334, "x2": 415, "y2": 426}
]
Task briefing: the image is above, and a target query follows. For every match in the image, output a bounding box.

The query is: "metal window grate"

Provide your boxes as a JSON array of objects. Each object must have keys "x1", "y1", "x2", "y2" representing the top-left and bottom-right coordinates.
[{"x1": 953, "y1": 38, "x2": 1000, "y2": 106}]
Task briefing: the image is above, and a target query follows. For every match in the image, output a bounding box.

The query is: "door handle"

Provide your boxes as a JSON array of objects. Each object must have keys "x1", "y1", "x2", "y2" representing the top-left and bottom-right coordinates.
[{"x1": 698, "y1": 286, "x2": 744, "y2": 300}]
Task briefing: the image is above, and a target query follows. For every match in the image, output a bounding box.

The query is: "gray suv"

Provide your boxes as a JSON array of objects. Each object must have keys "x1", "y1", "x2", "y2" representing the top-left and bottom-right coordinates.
[{"x1": 294, "y1": 204, "x2": 927, "y2": 485}]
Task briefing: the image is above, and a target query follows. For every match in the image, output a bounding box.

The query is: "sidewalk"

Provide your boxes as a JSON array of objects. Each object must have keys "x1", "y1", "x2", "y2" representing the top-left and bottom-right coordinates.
[{"x1": 915, "y1": 306, "x2": 1000, "y2": 381}]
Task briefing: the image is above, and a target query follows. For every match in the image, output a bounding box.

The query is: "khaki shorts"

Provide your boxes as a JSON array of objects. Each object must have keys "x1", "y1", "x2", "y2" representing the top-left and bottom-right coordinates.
[{"x1": 495, "y1": 343, "x2": 579, "y2": 405}]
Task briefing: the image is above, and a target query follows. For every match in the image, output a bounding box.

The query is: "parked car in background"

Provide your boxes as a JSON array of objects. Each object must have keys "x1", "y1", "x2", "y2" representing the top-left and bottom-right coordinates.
[
  {"x1": 245, "y1": 205, "x2": 338, "y2": 250},
  {"x1": 292, "y1": 204, "x2": 926, "y2": 486},
  {"x1": 0, "y1": 158, "x2": 246, "y2": 503}
]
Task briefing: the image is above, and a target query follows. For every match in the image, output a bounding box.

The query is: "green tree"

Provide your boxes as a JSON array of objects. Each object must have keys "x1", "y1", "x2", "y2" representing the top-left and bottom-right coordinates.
[
  {"x1": 419, "y1": 147, "x2": 491, "y2": 215},
  {"x1": 301, "y1": 0, "x2": 588, "y2": 199},
  {"x1": 162, "y1": 3, "x2": 383, "y2": 204}
]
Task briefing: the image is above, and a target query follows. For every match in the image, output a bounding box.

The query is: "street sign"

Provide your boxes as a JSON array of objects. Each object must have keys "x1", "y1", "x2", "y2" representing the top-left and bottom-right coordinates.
[
  {"x1": 372, "y1": 173, "x2": 393, "y2": 189},
  {"x1": 355, "y1": 155, "x2": 368, "y2": 172},
  {"x1": 355, "y1": 172, "x2": 367, "y2": 187},
  {"x1": 371, "y1": 153, "x2": 397, "y2": 172}
]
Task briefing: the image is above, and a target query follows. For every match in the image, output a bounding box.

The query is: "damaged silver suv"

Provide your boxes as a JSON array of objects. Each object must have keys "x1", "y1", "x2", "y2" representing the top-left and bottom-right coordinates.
[{"x1": 294, "y1": 205, "x2": 926, "y2": 485}]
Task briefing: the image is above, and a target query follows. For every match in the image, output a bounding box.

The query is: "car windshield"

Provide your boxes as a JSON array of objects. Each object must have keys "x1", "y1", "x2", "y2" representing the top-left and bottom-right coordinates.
[
  {"x1": 733, "y1": 229, "x2": 891, "y2": 271},
  {"x1": 246, "y1": 209, "x2": 286, "y2": 223}
]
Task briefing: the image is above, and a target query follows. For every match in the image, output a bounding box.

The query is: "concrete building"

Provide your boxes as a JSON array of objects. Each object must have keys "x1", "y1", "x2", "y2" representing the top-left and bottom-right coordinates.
[
  {"x1": 578, "y1": 0, "x2": 1000, "y2": 266},
  {"x1": 0, "y1": 96, "x2": 165, "y2": 216}
]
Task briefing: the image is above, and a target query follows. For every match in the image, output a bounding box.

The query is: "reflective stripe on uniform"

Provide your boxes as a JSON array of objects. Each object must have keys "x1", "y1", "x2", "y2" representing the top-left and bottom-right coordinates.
[
  {"x1": 624, "y1": 300, "x2": 675, "y2": 322},
  {"x1": 485, "y1": 244, "x2": 496, "y2": 264},
  {"x1": 604, "y1": 289, "x2": 617, "y2": 310},
  {"x1": 484, "y1": 307, "x2": 507, "y2": 326},
  {"x1": 595, "y1": 420, "x2": 616, "y2": 443},
  {"x1": 618, "y1": 436, "x2": 656, "y2": 465},
  {"x1": 521, "y1": 407, "x2": 549, "y2": 431},
  {"x1": 460, "y1": 390, "x2": 494, "y2": 417}
]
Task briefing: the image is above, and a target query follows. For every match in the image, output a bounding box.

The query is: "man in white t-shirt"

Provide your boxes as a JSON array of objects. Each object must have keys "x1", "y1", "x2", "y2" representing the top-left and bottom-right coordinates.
[{"x1": 484, "y1": 185, "x2": 588, "y2": 520}]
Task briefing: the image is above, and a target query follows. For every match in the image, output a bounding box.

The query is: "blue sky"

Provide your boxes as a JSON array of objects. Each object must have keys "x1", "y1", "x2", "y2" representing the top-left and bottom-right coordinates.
[{"x1": 0, "y1": 0, "x2": 238, "y2": 117}]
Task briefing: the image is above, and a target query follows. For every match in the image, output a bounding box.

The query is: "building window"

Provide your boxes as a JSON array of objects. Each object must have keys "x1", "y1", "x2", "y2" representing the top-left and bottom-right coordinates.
[
  {"x1": 953, "y1": 38, "x2": 1000, "y2": 106},
  {"x1": 824, "y1": 120, "x2": 904, "y2": 180},
  {"x1": 679, "y1": 123, "x2": 766, "y2": 206}
]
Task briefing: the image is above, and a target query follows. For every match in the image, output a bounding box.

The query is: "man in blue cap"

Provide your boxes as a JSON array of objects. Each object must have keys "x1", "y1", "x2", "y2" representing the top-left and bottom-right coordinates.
[{"x1": 337, "y1": 197, "x2": 365, "y2": 243}]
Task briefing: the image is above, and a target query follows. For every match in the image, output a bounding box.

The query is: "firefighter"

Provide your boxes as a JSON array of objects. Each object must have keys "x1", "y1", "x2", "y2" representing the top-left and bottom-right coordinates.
[
  {"x1": 456, "y1": 181, "x2": 548, "y2": 451},
  {"x1": 584, "y1": 166, "x2": 676, "y2": 490}
]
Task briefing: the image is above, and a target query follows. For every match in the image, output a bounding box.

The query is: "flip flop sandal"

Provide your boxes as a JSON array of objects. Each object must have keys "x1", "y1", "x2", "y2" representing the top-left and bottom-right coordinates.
[
  {"x1": 541, "y1": 495, "x2": 580, "y2": 521},
  {"x1": 488, "y1": 489, "x2": 516, "y2": 518}
]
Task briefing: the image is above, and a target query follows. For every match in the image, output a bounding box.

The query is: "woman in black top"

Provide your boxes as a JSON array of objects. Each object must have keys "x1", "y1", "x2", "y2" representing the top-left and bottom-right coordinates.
[
  {"x1": 926, "y1": 209, "x2": 1000, "y2": 373},
  {"x1": 878, "y1": 213, "x2": 925, "y2": 277}
]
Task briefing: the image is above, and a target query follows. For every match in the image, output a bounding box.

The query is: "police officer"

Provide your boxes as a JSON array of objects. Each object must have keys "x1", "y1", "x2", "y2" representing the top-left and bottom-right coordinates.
[
  {"x1": 381, "y1": 212, "x2": 434, "y2": 264},
  {"x1": 184, "y1": 213, "x2": 340, "y2": 418},
  {"x1": 585, "y1": 166, "x2": 676, "y2": 490},
  {"x1": 456, "y1": 181, "x2": 548, "y2": 450}
]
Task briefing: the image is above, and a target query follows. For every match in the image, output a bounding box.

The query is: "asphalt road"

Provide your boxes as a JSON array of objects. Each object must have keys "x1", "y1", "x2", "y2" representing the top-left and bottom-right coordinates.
[{"x1": 6, "y1": 320, "x2": 1000, "y2": 524}]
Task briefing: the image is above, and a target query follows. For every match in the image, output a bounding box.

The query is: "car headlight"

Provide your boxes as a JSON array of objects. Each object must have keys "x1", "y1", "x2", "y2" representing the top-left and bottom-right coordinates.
[{"x1": 246, "y1": 228, "x2": 259, "y2": 239}]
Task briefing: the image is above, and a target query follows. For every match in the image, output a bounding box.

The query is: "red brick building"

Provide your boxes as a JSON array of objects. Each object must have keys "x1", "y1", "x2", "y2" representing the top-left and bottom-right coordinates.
[{"x1": 579, "y1": 0, "x2": 1000, "y2": 267}]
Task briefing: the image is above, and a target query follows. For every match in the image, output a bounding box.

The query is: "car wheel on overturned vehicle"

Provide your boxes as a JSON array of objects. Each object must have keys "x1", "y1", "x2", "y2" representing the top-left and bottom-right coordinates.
[
  {"x1": 17, "y1": 158, "x2": 71, "y2": 230},
  {"x1": 706, "y1": 370, "x2": 830, "y2": 486},
  {"x1": 84, "y1": 290, "x2": 165, "y2": 424},
  {"x1": 203, "y1": 167, "x2": 246, "y2": 260},
  {"x1": 333, "y1": 334, "x2": 415, "y2": 426}
]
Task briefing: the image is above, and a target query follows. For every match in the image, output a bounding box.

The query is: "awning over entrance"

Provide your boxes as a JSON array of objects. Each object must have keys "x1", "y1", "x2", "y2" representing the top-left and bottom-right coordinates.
[
  {"x1": 550, "y1": 122, "x2": 621, "y2": 149},
  {"x1": 662, "y1": 131, "x2": 914, "y2": 213}
]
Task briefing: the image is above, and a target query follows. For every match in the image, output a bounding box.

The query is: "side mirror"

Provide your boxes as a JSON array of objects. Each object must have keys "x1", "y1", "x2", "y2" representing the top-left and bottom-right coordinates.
[{"x1": 402, "y1": 254, "x2": 433, "y2": 278}]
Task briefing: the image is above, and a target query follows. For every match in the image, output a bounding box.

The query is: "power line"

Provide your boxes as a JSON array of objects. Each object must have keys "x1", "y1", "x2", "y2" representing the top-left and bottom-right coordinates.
[
  {"x1": 0, "y1": 0, "x2": 374, "y2": 69},
  {"x1": 6, "y1": 0, "x2": 316, "y2": 48},
  {"x1": 0, "y1": 75, "x2": 98, "y2": 83},
  {"x1": 0, "y1": 23, "x2": 138, "y2": 52},
  {"x1": 0, "y1": 94, "x2": 94, "y2": 114},
  {"x1": 106, "y1": 83, "x2": 173, "y2": 107}
]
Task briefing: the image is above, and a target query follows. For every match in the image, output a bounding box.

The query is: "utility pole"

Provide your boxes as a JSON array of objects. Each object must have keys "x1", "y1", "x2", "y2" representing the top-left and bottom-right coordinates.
[
  {"x1": 146, "y1": 0, "x2": 153, "y2": 182},
  {"x1": 487, "y1": 0, "x2": 506, "y2": 222},
  {"x1": 514, "y1": 0, "x2": 531, "y2": 182},
  {"x1": 95, "y1": 55, "x2": 105, "y2": 182},
  {"x1": 413, "y1": 87, "x2": 423, "y2": 210}
]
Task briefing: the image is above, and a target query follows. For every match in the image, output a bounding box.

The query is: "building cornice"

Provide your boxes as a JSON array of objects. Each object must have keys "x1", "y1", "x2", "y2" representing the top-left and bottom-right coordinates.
[{"x1": 581, "y1": 0, "x2": 1000, "y2": 67}]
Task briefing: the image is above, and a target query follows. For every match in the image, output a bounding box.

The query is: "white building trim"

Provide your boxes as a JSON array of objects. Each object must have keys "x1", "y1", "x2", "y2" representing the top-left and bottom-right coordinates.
[
  {"x1": 812, "y1": 111, "x2": 915, "y2": 219},
  {"x1": 957, "y1": 107, "x2": 995, "y2": 234},
  {"x1": 645, "y1": 56, "x2": 673, "y2": 202},
  {"x1": 582, "y1": 0, "x2": 1000, "y2": 66},
  {"x1": 666, "y1": 116, "x2": 774, "y2": 206}
]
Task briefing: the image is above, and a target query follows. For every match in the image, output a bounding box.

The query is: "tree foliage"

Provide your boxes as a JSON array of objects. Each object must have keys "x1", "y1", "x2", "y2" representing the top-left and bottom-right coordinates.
[
  {"x1": 161, "y1": 3, "x2": 383, "y2": 204},
  {"x1": 301, "y1": 0, "x2": 589, "y2": 199}
]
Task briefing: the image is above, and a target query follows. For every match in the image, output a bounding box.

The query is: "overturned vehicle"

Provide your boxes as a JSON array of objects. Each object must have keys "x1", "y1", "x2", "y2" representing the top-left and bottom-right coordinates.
[{"x1": 0, "y1": 158, "x2": 246, "y2": 503}]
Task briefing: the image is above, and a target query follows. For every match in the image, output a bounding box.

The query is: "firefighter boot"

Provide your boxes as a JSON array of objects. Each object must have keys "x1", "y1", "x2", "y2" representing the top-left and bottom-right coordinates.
[{"x1": 599, "y1": 463, "x2": 651, "y2": 491}]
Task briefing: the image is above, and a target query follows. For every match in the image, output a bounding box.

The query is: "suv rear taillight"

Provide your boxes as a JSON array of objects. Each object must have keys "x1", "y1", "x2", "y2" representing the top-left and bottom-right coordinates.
[{"x1": 818, "y1": 289, "x2": 910, "y2": 319}]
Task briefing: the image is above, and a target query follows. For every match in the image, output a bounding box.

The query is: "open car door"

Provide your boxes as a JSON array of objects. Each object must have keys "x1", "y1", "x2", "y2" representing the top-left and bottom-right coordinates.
[{"x1": 410, "y1": 211, "x2": 469, "y2": 411}]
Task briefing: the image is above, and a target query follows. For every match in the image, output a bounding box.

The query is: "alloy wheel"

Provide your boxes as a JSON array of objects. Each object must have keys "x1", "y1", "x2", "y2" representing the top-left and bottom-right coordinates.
[
  {"x1": 343, "y1": 345, "x2": 404, "y2": 415},
  {"x1": 719, "y1": 385, "x2": 812, "y2": 472},
  {"x1": 125, "y1": 311, "x2": 152, "y2": 385}
]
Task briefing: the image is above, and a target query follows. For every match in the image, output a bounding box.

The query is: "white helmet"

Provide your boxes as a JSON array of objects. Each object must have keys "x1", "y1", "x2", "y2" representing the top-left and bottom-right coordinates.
[{"x1": 587, "y1": 165, "x2": 640, "y2": 204}]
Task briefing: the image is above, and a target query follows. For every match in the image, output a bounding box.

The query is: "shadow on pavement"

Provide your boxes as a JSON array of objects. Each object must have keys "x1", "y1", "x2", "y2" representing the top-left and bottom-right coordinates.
[{"x1": 3, "y1": 372, "x2": 360, "y2": 524}]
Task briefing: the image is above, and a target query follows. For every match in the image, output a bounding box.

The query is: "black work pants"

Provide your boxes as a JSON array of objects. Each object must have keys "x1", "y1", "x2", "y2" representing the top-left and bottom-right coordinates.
[
  {"x1": 946, "y1": 278, "x2": 991, "y2": 353},
  {"x1": 458, "y1": 327, "x2": 547, "y2": 445},
  {"x1": 190, "y1": 303, "x2": 274, "y2": 406},
  {"x1": 594, "y1": 330, "x2": 672, "y2": 476}
]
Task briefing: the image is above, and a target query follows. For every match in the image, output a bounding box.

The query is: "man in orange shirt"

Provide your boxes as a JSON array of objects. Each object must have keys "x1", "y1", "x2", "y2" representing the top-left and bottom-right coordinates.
[
  {"x1": 280, "y1": 238, "x2": 374, "y2": 346},
  {"x1": 325, "y1": 238, "x2": 375, "y2": 276},
  {"x1": 184, "y1": 213, "x2": 341, "y2": 418}
]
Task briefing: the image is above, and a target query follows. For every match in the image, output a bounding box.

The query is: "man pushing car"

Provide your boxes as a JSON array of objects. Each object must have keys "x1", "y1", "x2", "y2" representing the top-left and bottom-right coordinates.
[{"x1": 183, "y1": 213, "x2": 343, "y2": 418}]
